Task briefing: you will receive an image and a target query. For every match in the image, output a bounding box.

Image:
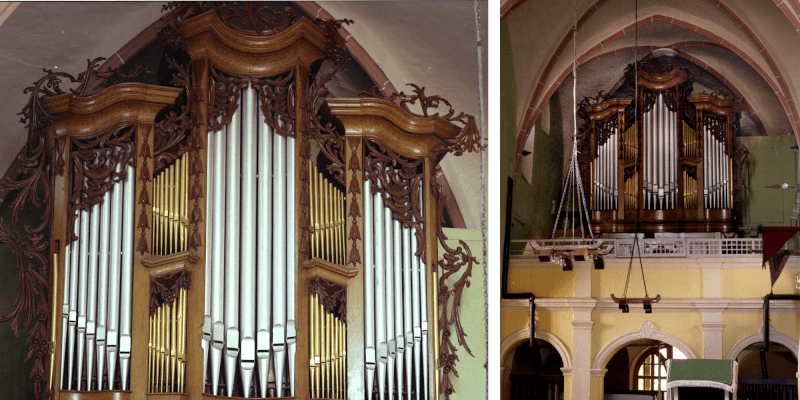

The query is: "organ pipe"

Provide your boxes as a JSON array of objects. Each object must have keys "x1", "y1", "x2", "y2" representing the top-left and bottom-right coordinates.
[{"x1": 60, "y1": 162, "x2": 135, "y2": 391}]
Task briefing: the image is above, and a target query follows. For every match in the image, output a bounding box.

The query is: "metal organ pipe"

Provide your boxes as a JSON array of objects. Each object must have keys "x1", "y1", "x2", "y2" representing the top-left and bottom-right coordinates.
[
  {"x1": 374, "y1": 191, "x2": 387, "y2": 400},
  {"x1": 363, "y1": 178, "x2": 429, "y2": 400},
  {"x1": 364, "y1": 179, "x2": 376, "y2": 400},
  {"x1": 256, "y1": 106, "x2": 273, "y2": 398},
  {"x1": 240, "y1": 84, "x2": 257, "y2": 396},
  {"x1": 61, "y1": 161, "x2": 135, "y2": 391},
  {"x1": 203, "y1": 81, "x2": 295, "y2": 397}
]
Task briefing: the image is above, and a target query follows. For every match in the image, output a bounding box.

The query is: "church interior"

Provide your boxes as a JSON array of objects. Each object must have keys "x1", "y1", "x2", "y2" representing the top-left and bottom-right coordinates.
[
  {"x1": 0, "y1": 2, "x2": 488, "y2": 400},
  {"x1": 502, "y1": 1, "x2": 800, "y2": 399}
]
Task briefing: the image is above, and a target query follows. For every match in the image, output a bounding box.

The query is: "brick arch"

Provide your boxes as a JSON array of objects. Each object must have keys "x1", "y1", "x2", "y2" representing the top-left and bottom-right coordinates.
[{"x1": 513, "y1": 15, "x2": 795, "y2": 175}]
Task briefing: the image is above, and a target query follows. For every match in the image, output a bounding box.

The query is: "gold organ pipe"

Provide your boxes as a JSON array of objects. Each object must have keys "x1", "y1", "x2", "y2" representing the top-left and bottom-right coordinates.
[
  {"x1": 317, "y1": 171, "x2": 323, "y2": 261},
  {"x1": 340, "y1": 192, "x2": 345, "y2": 264},
  {"x1": 328, "y1": 181, "x2": 334, "y2": 263},
  {"x1": 333, "y1": 317, "x2": 338, "y2": 399},
  {"x1": 319, "y1": 173, "x2": 326, "y2": 261},
  {"x1": 171, "y1": 160, "x2": 177, "y2": 253},
  {"x1": 309, "y1": 161, "x2": 316, "y2": 259},
  {"x1": 156, "y1": 305, "x2": 161, "y2": 392},
  {"x1": 171, "y1": 298, "x2": 176, "y2": 391},
  {"x1": 311, "y1": 294, "x2": 317, "y2": 398},
  {"x1": 160, "y1": 171, "x2": 166, "y2": 255},
  {"x1": 327, "y1": 311, "x2": 332, "y2": 397},
  {"x1": 182, "y1": 154, "x2": 188, "y2": 251},
  {"x1": 172, "y1": 159, "x2": 178, "y2": 255},
  {"x1": 326, "y1": 180, "x2": 333, "y2": 263},
  {"x1": 153, "y1": 174, "x2": 159, "y2": 256},
  {"x1": 317, "y1": 299, "x2": 322, "y2": 398}
]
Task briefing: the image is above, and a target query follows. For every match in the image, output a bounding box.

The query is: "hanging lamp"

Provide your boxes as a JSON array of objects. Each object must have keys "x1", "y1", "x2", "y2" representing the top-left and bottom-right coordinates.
[
  {"x1": 610, "y1": 0, "x2": 660, "y2": 313},
  {"x1": 532, "y1": 0, "x2": 612, "y2": 271}
]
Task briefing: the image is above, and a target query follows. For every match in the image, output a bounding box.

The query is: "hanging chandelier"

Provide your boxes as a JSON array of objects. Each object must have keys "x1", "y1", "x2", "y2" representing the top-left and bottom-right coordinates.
[
  {"x1": 610, "y1": 0, "x2": 660, "y2": 313},
  {"x1": 532, "y1": 0, "x2": 612, "y2": 271}
]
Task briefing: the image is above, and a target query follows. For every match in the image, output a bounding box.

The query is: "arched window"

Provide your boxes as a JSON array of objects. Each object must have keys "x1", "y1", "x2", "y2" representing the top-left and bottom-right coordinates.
[{"x1": 633, "y1": 344, "x2": 687, "y2": 393}]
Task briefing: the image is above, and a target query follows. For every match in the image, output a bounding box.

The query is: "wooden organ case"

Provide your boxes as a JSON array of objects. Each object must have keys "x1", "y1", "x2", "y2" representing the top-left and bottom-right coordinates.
[
  {"x1": 0, "y1": 3, "x2": 480, "y2": 400},
  {"x1": 581, "y1": 63, "x2": 744, "y2": 233}
]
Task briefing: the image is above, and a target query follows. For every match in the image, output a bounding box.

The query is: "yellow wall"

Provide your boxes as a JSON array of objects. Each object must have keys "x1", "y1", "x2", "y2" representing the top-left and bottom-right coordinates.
[
  {"x1": 591, "y1": 312, "x2": 703, "y2": 367},
  {"x1": 592, "y1": 268, "x2": 702, "y2": 298},
  {"x1": 507, "y1": 263, "x2": 574, "y2": 297}
]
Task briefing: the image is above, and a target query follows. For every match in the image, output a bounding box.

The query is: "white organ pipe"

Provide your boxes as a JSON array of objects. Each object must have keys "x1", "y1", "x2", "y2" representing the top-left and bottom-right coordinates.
[
  {"x1": 120, "y1": 164, "x2": 135, "y2": 390},
  {"x1": 202, "y1": 129, "x2": 214, "y2": 389},
  {"x1": 364, "y1": 179, "x2": 376, "y2": 400},
  {"x1": 402, "y1": 225, "x2": 413, "y2": 400},
  {"x1": 272, "y1": 129, "x2": 287, "y2": 396},
  {"x1": 240, "y1": 84, "x2": 257, "y2": 396},
  {"x1": 410, "y1": 215, "x2": 422, "y2": 400},
  {"x1": 224, "y1": 93, "x2": 242, "y2": 397},
  {"x1": 393, "y1": 218, "x2": 404, "y2": 399},
  {"x1": 210, "y1": 120, "x2": 226, "y2": 395},
  {"x1": 418, "y1": 247, "x2": 429, "y2": 400},
  {"x1": 374, "y1": 191, "x2": 387, "y2": 400},
  {"x1": 66, "y1": 211, "x2": 80, "y2": 390},
  {"x1": 60, "y1": 227, "x2": 72, "y2": 390},
  {"x1": 86, "y1": 196, "x2": 100, "y2": 390},
  {"x1": 703, "y1": 123, "x2": 708, "y2": 208},
  {"x1": 76, "y1": 203, "x2": 89, "y2": 390},
  {"x1": 256, "y1": 109, "x2": 273, "y2": 398},
  {"x1": 107, "y1": 163, "x2": 124, "y2": 390},
  {"x1": 286, "y1": 132, "x2": 297, "y2": 397},
  {"x1": 385, "y1": 206, "x2": 395, "y2": 400},
  {"x1": 95, "y1": 184, "x2": 111, "y2": 389}
]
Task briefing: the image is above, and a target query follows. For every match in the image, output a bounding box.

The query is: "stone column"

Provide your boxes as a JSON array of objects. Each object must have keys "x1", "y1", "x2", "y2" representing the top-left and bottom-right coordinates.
[
  {"x1": 591, "y1": 368, "x2": 608, "y2": 400},
  {"x1": 696, "y1": 300, "x2": 727, "y2": 359},
  {"x1": 571, "y1": 298, "x2": 597, "y2": 400}
]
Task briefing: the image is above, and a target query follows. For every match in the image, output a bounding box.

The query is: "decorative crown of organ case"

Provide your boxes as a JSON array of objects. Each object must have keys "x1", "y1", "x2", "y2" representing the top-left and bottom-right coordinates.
[
  {"x1": 0, "y1": 3, "x2": 480, "y2": 400},
  {"x1": 580, "y1": 60, "x2": 746, "y2": 233}
]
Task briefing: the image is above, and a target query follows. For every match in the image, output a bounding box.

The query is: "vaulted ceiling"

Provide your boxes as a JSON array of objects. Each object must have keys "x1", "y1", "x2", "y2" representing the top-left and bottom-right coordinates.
[
  {"x1": 503, "y1": 0, "x2": 800, "y2": 172},
  {"x1": 0, "y1": 1, "x2": 487, "y2": 228}
]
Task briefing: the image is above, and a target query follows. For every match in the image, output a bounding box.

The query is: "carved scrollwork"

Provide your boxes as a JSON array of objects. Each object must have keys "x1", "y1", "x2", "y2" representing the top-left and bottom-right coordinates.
[
  {"x1": 160, "y1": 2, "x2": 296, "y2": 47},
  {"x1": 66, "y1": 124, "x2": 136, "y2": 244},
  {"x1": 596, "y1": 118, "x2": 616, "y2": 147},
  {"x1": 149, "y1": 270, "x2": 192, "y2": 317},
  {"x1": 306, "y1": 63, "x2": 348, "y2": 184},
  {"x1": 306, "y1": 276, "x2": 347, "y2": 323},
  {"x1": 252, "y1": 70, "x2": 295, "y2": 137},
  {"x1": 137, "y1": 127, "x2": 152, "y2": 255},
  {"x1": 704, "y1": 114, "x2": 728, "y2": 145},
  {"x1": 346, "y1": 137, "x2": 362, "y2": 267},
  {"x1": 1, "y1": 57, "x2": 145, "y2": 398},
  {"x1": 208, "y1": 66, "x2": 249, "y2": 131},
  {"x1": 434, "y1": 180, "x2": 475, "y2": 400},
  {"x1": 154, "y1": 56, "x2": 193, "y2": 173},
  {"x1": 207, "y1": 67, "x2": 297, "y2": 138},
  {"x1": 360, "y1": 84, "x2": 482, "y2": 157},
  {"x1": 364, "y1": 139, "x2": 426, "y2": 257}
]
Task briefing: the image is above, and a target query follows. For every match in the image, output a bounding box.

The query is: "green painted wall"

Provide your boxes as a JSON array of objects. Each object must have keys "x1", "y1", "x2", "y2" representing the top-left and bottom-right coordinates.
[
  {"x1": 441, "y1": 227, "x2": 487, "y2": 400},
  {"x1": 500, "y1": 21, "x2": 516, "y2": 254},
  {"x1": 501, "y1": 22, "x2": 565, "y2": 257},
  {"x1": 739, "y1": 134, "x2": 798, "y2": 228}
]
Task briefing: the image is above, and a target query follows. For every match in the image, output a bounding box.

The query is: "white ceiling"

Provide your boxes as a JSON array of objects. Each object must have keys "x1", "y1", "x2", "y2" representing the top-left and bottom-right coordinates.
[
  {"x1": 0, "y1": 1, "x2": 487, "y2": 229},
  {"x1": 506, "y1": 0, "x2": 800, "y2": 157}
]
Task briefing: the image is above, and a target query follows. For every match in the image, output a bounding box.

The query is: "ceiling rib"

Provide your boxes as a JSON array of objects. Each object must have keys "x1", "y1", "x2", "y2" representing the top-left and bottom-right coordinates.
[{"x1": 513, "y1": 11, "x2": 795, "y2": 176}]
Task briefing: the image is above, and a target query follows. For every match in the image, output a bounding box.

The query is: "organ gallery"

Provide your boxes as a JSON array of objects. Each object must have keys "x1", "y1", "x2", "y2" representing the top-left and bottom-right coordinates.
[{"x1": 0, "y1": 3, "x2": 482, "y2": 399}]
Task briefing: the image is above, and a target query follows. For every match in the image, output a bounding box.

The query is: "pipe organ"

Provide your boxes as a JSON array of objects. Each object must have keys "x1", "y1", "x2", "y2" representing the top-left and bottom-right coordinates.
[
  {"x1": 584, "y1": 66, "x2": 741, "y2": 233},
  {"x1": 21, "y1": 3, "x2": 479, "y2": 400}
]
